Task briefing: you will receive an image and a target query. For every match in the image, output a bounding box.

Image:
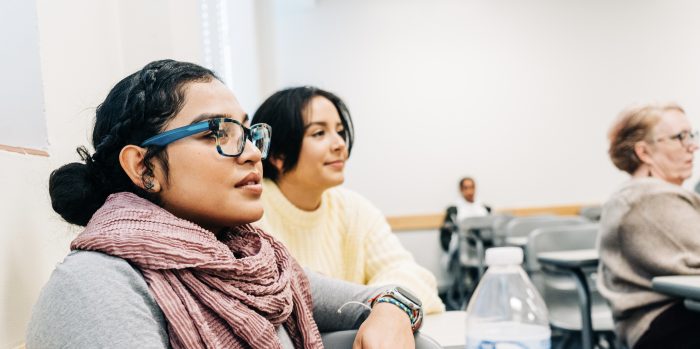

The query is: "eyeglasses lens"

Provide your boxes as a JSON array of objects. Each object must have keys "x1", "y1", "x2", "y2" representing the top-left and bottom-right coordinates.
[
  {"x1": 250, "y1": 124, "x2": 271, "y2": 159},
  {"x1": 216, "y1": 120, "x2": 271, "y2": 158},
  {"x1": 217, "y1": 121, "x2": 245, "y2": 156},
  {"x1": 685, "y1": 131, "x2": 700, "y2": 146}
]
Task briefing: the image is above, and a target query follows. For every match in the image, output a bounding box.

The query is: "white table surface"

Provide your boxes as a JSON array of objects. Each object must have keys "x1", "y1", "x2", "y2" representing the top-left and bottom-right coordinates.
[{"x1": 420, "y1": 310, "x2": 466, "y2": 349}]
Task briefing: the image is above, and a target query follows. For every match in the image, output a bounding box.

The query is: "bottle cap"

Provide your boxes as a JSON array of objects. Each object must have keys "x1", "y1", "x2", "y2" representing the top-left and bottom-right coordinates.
[{"x1": 485, "y1": 247, "x2": 523, "y2": 266}]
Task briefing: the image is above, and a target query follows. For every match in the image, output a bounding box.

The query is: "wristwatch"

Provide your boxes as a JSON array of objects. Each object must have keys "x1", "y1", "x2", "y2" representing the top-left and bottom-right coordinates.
[{"x1": 369, "y1": 286, "x2": 424, "y2": 332}]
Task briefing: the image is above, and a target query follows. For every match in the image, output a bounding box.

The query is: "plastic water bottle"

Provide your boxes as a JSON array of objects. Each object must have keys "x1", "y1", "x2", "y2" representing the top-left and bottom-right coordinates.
[{"x1": 464, "y1": 247, "x2": 550, "y2": 349}]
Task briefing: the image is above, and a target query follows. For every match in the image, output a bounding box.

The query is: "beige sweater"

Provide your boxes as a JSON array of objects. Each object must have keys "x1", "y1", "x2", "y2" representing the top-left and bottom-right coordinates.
[
  {"x1": 256, "y1": 179, "x2": 445, "y2": 314},
  {"x1": 598, "y1": 177, "x2": 700, "y2": 347}
]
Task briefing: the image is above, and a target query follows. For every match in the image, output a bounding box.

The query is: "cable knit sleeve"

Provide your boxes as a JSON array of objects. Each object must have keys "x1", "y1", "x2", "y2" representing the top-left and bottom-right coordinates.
[
  {"x1": 620, "y1": 191, "x2": 700, "y2": 276},
  {"x1": 348, "y1": 192, "x2": 445, "y2": 314}
]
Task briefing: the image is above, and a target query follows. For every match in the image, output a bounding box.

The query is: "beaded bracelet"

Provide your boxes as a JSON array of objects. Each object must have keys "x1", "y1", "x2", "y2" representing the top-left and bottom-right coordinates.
[
  {"x1": 375, "y1": 296, "x2": 415, "y2": 323},
  {"x1": 369, "y1": 294, "x2": 422, "y2": 332}
]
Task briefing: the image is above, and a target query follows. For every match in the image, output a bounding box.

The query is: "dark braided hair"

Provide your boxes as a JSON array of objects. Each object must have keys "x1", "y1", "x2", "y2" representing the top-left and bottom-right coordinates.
[{"x1": 49, "y1": 59, "x2": 220, "y2": 226}]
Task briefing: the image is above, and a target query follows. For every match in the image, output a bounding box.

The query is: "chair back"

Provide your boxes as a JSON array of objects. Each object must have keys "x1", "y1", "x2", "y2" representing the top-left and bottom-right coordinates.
[
  {"x1": 458, "y1": 215, "x2": 499, "y2": 240},
  {"x1": 485, "y1": 214, "x2": 514, "y2": 246},
  {"x1": 579, "y1": 205, "x2": 602, "y2": 221},
  {"x1": 527, "y1": 223, "x2": 614, "y2": 333},
  {"x1": 503, "y1": 215, "x2": 589, "y2": 249},
  {"x1": 526, "y1": 223, "x2": 599, "y2": 273},
  {"x1": 443, "y1": 215, "x2": 512, "y2": 309}
]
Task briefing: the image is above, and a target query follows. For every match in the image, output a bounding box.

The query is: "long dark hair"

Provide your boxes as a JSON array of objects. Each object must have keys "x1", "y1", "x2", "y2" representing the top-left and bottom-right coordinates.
[
  {"x1": 252, "y1": 86, "x2": 355, "y2": 181},
  {"x1": 49, "y1": 59, "x2": 219, "y2": 226}
]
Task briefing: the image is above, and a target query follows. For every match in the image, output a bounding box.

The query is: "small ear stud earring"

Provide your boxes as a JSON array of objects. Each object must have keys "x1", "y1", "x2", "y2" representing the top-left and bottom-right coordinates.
[{"x1": 144, "y1": 179, "x2": 155, "y2": 191}]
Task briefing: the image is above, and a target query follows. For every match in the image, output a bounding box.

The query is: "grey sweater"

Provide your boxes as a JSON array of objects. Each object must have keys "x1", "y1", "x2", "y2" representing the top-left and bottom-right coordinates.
[
  {"x1": 597, "y1": 177, "x2": 700, "y2": 347},
  {"x1": 27, "y1": 250, "x2": 380, "y2": 348}
]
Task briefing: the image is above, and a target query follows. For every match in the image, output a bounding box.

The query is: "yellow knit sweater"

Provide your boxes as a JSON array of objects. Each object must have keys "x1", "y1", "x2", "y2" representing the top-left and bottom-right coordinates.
[{"x1": 256, "y1": 179, "x2": 445, "y2": 314}]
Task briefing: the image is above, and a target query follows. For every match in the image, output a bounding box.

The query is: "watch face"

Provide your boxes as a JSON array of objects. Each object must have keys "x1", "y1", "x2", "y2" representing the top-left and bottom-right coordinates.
[{"x1": 396, "y1": 286, "x2": 422, "y2": 307}]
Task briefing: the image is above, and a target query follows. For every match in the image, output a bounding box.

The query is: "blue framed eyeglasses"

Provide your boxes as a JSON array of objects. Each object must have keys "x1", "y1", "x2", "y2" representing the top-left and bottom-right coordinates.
[{"x1": 141, "y1": 118, "x2": 271, "y2": 159}]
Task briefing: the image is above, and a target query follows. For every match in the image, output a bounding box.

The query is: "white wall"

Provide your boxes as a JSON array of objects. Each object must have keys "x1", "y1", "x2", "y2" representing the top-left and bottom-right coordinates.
[
  {"x1": 201, "y1": 0, "x2": 263, "y2": 113},
  {"x1": 0, "y1": 1, "x2": 201, "y2": 347},
  {"x1": 0, "y1": 1, "x2": 47, "y2": 151},
  {"x1": 256, "y1": 0, "x2": 700, "y2": 215},
  {"x1": 396, "y1": 230, "x2": 451, "y2": 290}
]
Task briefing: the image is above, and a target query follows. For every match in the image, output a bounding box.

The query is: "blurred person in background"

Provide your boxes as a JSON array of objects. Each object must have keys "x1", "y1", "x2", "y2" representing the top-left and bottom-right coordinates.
[{"x1": 439, "y1": 177, "x2": 491, "y2": 252}]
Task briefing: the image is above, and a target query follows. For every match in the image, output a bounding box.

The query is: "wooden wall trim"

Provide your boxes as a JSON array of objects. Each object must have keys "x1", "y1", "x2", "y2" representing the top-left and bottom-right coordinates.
[
  {"x1": 386, "y1": 214, "x2": 444, "y2": 231},
  {"x1": 387, "y1": 203, "x2": 594, "y2": 232},
  {"x1": 496, "y1": 204, "x2": 586, "y2": 217},
  {"x1": 0, "y1": 144, "x2": 49, "y2": 157}
]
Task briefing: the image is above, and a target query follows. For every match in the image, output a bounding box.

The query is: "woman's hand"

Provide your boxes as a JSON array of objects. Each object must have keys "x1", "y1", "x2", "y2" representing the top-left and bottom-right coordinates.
[{"x1": 353, "y1": 302, "x2": 415, "y2": 348}]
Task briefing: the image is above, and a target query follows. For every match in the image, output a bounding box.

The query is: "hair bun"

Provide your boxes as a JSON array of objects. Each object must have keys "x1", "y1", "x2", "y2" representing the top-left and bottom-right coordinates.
[{"x1": 49, "y1": 162, "x2": 107, "y2": 226}]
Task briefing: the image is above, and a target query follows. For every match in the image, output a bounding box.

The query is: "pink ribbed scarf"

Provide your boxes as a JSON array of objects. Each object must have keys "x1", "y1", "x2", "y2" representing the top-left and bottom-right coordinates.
[{"x1": 71, "y1": 192, "x2": 323, "y2": 349}]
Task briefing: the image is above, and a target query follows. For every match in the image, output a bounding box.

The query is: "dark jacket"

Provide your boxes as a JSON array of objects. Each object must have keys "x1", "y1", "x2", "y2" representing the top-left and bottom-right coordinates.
[{"x1": 439, "y1": 205, "x2": 491, "y2": 252}]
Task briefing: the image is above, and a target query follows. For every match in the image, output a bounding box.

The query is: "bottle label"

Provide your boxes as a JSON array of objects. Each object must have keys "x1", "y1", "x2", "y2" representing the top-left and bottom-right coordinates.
[
  {"x1": 465, "y1": 322, "x2": 551, "y2": 349},
  {"x1": 465, "y1": 338, "x2": 550, "y2": 349}
]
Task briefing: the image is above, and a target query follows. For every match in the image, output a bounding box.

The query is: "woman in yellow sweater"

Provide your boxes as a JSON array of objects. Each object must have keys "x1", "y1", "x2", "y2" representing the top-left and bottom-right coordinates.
[{"x1": 252, "y1": 86, "x2": 444, "y2": 314}]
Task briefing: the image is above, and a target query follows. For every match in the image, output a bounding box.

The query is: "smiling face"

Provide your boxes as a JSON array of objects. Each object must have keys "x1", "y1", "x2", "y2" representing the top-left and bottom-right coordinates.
[
  {"x1": 151, "y1": 79, "x2": 264, "y2": 232},
  {"x1": 641, "y1": 109, "x2": 698, "y2": 185},
  {"x1": 277, "y1": 96, "x2": 348, "y2": 192}
]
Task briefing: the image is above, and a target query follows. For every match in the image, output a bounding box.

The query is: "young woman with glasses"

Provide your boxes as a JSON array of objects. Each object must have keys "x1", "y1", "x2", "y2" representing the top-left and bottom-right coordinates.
[
  {"x1": 26, "y1": 60, "x2": 420, "y2": 348},
  {"x1": 599, "y1": 102, "x2": 700, "y2": 348},
  {"x1": 252, "y1": 87, "x2": 444, "y2": 315}
]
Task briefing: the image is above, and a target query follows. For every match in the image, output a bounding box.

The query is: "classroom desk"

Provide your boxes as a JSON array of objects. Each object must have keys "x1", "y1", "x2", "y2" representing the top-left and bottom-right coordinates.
[
  {"x1": 652, "y1": 275, "x2": 700, "y2": 312},
  {"x1": 420, "y1": 311, "x2": 466, "y2": 349},
  {"x1": 537, "y1": 249, "x2": 599, "y2": 349}
]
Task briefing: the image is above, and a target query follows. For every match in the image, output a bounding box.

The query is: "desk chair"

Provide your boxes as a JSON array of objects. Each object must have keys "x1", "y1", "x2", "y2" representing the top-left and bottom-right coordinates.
[
  {"x1": 444, "y1": 215, "x2": 509, "y2": 309},
  {"x1": 504, "y1": 215, "x2": 590, "y2": 248},
  {"x1": 321, "y1": 330, "x2": 443, "y2": 348},
  {"x1": 529, "y1": 224, "x2": 616, "y2": 349},
  {"x1": 579, "y1": 205, "x2": 602, "y2": 222},
  {"x1": 652, "y1": 275, "x2": 700, "y2": 313},
  {"x1": 459, "y1": 214, "x2": 514, "y2": 273},
  {"x1": 488, "y1": 214, "x2": 514, "y2": 247}
]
